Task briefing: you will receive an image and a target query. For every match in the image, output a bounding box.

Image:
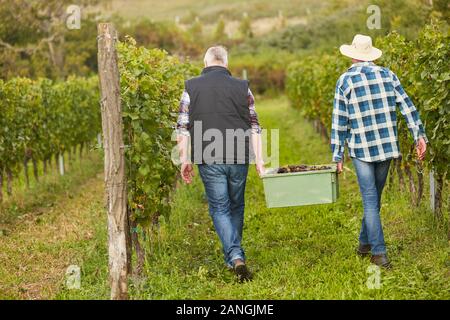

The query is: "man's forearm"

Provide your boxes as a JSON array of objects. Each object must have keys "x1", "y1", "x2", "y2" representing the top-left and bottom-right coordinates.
[
  {"x1": 177, "y1": 134, "x2": 190, "y2": 164},
  {"x1": 251, "y1": 133, "x2": 263, "y2": 164}
]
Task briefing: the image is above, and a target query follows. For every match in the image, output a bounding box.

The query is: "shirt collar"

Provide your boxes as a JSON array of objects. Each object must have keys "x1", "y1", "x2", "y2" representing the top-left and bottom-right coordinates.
[
  {"x1": 348, "y1": 61, "x2": 376, "y2": 70},
  {"x1": 201, "y1": 65, "x2": 232, "y2": 76}
]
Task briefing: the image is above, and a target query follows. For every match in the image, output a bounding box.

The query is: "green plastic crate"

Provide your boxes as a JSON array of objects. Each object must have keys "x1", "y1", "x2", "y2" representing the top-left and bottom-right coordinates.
[{"x1": 261, "y1": 164, "x2": 339, "y2": 208}]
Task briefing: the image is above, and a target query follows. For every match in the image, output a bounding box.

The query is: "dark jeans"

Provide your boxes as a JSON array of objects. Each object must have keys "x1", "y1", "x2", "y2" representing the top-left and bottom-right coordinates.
[
  {"x1": 352, "y1": 158, "x2": 391, "y2": 255},
  {"x1": 198, "y1": 164, "x2": 249, "y2": 267}
]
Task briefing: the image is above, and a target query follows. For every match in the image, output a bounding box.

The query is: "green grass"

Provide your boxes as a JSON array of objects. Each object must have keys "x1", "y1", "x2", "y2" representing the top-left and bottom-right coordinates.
[
  {"x1": 0, "y1": 151, "x2": 107, "y2": 299},
  {"x1": 0, "y1": 149, "x2": 102, "y2": 229},
  {"x1": 2, "y1": 97, "x2": 448, "y2": 299},
  {"x1": 54, "y1": 200, "x2": 109, "y2": 300},
  {"x1": 57, "y1": 96, "x2": 448, "y2": 300}
]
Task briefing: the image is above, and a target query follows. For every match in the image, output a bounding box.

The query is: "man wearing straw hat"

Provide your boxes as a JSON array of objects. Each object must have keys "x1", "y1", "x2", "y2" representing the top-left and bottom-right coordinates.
[{"x1": 331, "y1": 34, "x2": 428, "y2": 269}]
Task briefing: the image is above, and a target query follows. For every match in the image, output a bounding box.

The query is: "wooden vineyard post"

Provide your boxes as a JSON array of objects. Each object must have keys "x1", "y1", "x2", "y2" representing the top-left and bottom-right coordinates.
[
  {"x1": 97, "y1": 23, "x2": 130, "y2": 300},
  {"x1": 0, "y1": 170, "x2": 3, "y2": 203},
  {"x1": 242, "y1": 69, "x2": 248, "y2": 80}
]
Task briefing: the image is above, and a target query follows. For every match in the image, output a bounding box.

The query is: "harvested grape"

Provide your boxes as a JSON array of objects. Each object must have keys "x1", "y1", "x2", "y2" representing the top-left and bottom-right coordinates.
[{"x1": 276, "y1": 164, "x2": 332, "y2": 174}]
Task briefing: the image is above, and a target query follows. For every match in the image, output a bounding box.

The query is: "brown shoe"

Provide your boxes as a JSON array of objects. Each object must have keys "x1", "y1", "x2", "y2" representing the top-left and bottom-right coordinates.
[
  {"x1": 234, "y1": 264, "x2": 253, "y2": 282},
  {"x1": 357, "y1": 243, "x2": 371, "y2": 257},
  {"x1": 370, "y1": 254, "x2": 392, "y2": 269}
]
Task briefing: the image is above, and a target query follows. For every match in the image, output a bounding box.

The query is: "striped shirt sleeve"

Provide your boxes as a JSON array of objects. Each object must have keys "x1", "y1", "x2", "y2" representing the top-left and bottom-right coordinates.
[
  {"x1": 248, "y1": 88, "x2": 262, "y2": 134},
  {"x1": 390, "y1": 72, "x2": 428, "y2": 143},
  {"x1": 176, "y1": 90, "x2": 190, "y2": 136},
  {"x1": 330, "y1": 81, "x2": 349, "y2": 162}
]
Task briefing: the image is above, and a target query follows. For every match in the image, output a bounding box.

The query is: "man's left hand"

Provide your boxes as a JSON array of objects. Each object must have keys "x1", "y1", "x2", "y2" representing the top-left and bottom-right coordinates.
[{"x1": 336, "y1": 161, "x2": 343, "y2": 174}]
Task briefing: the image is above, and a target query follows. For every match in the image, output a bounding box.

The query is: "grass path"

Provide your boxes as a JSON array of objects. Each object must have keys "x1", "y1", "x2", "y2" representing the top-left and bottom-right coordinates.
[
  {"x1": 133, "y1": 96, "x2": 449, "y2": 299},
  {"x1": 0, "y1": 154, "x2": 107, "y2": 299},
  {"x1": 1, "y1": 97, "x2": 448, "y2": 299}
]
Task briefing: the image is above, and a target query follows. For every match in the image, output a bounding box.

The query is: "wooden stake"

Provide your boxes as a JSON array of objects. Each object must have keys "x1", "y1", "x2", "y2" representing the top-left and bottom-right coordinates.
[
  {"x1": 79, "y1": 142, "x2": 84, "y2": 160},
  {"x1": 58, "y1": 153, "x2": 65, "y2": 176},
  {"x1": 6, "y1": 168, "x2": 12, "y2": 196},
  {"x1": 0, "y1": 169, "x2": 3, "y2": 203},
  {"x1": 43, "y1": 158, "x2": 48, "y2": 175},
  {"x1": 97, "y1": 22, "x2": 130, "y2": 300},
  {"x1": 32, "y1": 158, "x2": 39, "y2": 183},
  {"x1": 430, "y1": 171, "x2": 436, "y2": 213},
  {"x1": 23, "y1": 157, "x2": 30, "y2": 188},
  {"x1": 242, "y1": 69, "x2": 248, "y2": 80}
]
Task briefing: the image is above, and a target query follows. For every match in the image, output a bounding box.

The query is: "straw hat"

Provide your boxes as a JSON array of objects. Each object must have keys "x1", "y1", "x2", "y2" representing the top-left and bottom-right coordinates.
[{"x1": 339, "y1": 34, "x2": 382, "y2": 61}]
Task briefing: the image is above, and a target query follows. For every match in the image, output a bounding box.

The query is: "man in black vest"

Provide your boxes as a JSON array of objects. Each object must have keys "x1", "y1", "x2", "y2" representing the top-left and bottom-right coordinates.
[{"x1": 176, "y1": 46, "x2": 264, "y2": 282}]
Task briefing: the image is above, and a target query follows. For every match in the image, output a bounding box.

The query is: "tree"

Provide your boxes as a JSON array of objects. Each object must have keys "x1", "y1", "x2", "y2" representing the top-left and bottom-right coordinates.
[
  {"x1": 214, "y1": 16, "x2": 228, "y2": 43},
  {"x1": 278, "y1": 10, "x2": 287, "y2": 30},
  {"x1": 0, "y1": 0, "x2": 107, "y2": 79},
  {"x1": 189, "y1": 16, "x2": 204, "y2": 41},
  {"x1": 432, "y1": 0, "x2": 450, "y2": 22},
  {"x1": 239, "y1": 12, "x2": 253, "y2": 39}
]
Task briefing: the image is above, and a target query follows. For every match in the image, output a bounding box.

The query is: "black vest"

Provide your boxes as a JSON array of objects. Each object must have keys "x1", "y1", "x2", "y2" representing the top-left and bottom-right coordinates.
[{"x1": 186, "y1": 66, "x2": 252, "y2": 164}]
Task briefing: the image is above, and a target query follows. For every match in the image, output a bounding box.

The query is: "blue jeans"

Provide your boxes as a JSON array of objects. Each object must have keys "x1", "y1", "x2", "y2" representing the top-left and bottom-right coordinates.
[
  {"x1": 198, "y1": 164, "x2": 249, "y2": 268},
  {"x1": 352, "y1": 158, "x2": 391, "y2": 255}
]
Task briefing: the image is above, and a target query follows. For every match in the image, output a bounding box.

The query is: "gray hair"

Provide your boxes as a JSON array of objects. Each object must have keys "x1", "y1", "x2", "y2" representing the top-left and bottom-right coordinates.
[{"x1": 204, "y1": 46, "x2": 228, "y2": 66}]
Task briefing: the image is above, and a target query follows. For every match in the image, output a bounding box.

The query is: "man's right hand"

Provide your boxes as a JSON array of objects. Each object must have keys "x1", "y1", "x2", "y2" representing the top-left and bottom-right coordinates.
[
  {"x1": 256, "y1": 162, "x2": 265, "y2": 177},
  {"x1": 181, "y1": 163, "x2": 194, "y2": 184},
  {"x1": 416, "y1": 137, "x2": 427, "y2": 161},
  {"x1": 336, "y1": 161, "x2": 343, "y2": 174}
]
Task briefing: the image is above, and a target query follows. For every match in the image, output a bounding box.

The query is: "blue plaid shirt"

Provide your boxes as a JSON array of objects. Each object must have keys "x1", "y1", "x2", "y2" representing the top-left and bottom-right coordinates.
[{"x1": 331, "y1": 62, "x2": 427, "y2": 163}]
